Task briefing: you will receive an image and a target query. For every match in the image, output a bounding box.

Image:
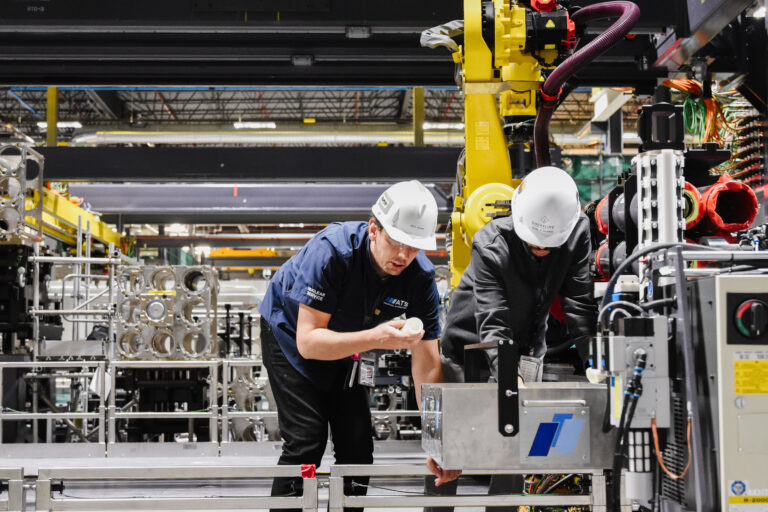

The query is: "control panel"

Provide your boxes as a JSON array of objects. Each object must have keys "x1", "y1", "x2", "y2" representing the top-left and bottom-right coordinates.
[
  {"x1": 726, "y1": 293, "x2": 768, "y2": 345},
  {"x1": 716, "y1": 276, "x2": 768, "y2": 512}
]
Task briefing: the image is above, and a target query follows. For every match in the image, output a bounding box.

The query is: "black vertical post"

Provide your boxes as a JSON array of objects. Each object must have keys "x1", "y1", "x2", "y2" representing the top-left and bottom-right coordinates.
[
  {"x1": 247, "y1": 315, "x2": 253, "y2": 356},
  {"x1": 237, "y1": 312, "x2": 245, "y2": 357},
  {"x1": 497, "y1": 339, "x2": 519, "y2": 437},
  {"x1": 157, "y1": 225, "x2": 167, "y2": 263},
  {"x1": 224, "y1": 304, "x2": 232, "y2": 356},
  {"x1": 606, "y1": 109, "x2": 623, "y2": 155}
]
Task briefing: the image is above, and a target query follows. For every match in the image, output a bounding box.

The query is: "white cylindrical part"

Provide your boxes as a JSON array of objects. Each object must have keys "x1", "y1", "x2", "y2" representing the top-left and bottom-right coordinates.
[
  {"x1": 654, "y1": 149, "x2": 683, "y2": 244},
  {"x1": 401, "y1": 317, "x2": 423, "y2": 334},
  {"x1": 634, "y1": 149, "x2": 684, "y2": 248},
  {"x1": 625, "y1": 470, "x2": 653, "y2": 503}
]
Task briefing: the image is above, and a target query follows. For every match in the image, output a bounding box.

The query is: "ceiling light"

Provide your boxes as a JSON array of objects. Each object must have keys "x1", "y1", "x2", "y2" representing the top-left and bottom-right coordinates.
[
  {"x1": 37, "y1": 121, "x2": 83, "y2": 129},
  {"x1": 193, "y1": 246, "x2": 211, "y2": 257},
  {"x1": 165, "y1": 223, "x2": 188, "y2": 236},
  {"x1": 232, "y1": 121, "x2": 277, "y2": 130},
  {"x1": 232, "y1": 121, "x2": 277, "y2": 129},
  {"x1": 423, "y1": 122, "x2": 464, "y2": 130}
]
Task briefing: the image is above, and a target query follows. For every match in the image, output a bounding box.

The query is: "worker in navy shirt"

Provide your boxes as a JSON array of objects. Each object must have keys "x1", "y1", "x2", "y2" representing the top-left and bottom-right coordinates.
[{"x1": 259, "y1": 180, "x2": 458, "y2": 511}]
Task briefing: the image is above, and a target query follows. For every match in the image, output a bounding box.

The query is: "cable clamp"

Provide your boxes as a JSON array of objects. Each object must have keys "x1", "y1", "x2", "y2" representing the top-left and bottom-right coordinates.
[{"x1": 540, "y1": 87, "x2": 562, "y2": 103}]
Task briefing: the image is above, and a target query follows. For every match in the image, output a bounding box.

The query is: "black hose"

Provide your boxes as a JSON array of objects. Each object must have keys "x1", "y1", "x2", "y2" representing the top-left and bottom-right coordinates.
[
  {"x1": 610, "y1": 352, "x2": 647, "y2": 511},
  {"x1": 598, "y1": 300, "x2": 645, "y2": 329},
  {"x1": 640, "y1": 297, "x2": 677, "y2": 311},
  {"x1": 602, "y1": 374, "x2": 612, "y2": 433},
  {"x1": 600, "y1": 242, "x2": 717, "y2": 310},
  {"x1": 535, "y1": 1, "x2": 641, "y2": 166},
  {"x1": 610, "y1": 393, "x2": 630, "y2": 510}
]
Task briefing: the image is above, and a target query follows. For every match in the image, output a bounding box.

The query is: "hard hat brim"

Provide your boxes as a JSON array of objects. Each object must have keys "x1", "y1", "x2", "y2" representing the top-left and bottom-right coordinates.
[
  {"x1": 383, "y1": 224, "x2": 437, "y2": 251},
  {"x1": 513, "y1": 216, "x2": 574, "y2": 248}
]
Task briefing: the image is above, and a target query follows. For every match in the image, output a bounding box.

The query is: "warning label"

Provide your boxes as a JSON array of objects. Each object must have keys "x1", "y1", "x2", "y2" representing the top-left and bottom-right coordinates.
[
  {"x1": 734, "y1": 360, "x2": 768, "y2": 394},
  {"x1": 730, "y1": 495, "x2": 768, "y2": 511},
  {"x1": 731, "y1": 497, "x2": 768, "y2": 504},
  {"x1": 474, "y1": 121, "x2": 490, "y2": 151}
]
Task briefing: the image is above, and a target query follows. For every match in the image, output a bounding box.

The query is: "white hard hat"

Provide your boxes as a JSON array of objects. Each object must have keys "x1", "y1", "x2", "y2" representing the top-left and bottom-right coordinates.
[
  {"x1": 511, "y1": 166, "x2": 581, "y2": 248},
  {"x1": 372, "y1": 180, "x2": 438, "y2": 251}
]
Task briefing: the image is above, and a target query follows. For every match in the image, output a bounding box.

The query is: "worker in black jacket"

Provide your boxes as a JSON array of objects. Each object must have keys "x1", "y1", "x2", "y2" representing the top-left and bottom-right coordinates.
[
  {"x1": 442, "y1": 166, "x2": 596, "y2": 380},
  {"x1": 425, "y1": 166, "x2": 597, "y2": 512}
]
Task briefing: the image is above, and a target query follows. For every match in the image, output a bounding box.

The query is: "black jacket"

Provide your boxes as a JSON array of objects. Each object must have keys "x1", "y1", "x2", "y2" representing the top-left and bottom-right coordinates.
[{"x1": 441, "y1": 213, "x2": 596, "y2": 371}]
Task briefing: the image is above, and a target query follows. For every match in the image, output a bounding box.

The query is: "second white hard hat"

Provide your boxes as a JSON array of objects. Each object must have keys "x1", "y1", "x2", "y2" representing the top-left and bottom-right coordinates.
[
  {"x1": 372, "y1": 180, "x2": 438, "y2": 251},
  {"x1": 511, "y1": 166, "x2": 581, "y2": 248}
]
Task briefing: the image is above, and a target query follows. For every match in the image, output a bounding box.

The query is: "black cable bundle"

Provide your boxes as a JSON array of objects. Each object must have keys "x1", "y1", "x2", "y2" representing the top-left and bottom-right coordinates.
[{"x1": 609, "y1": 351, "x2": 647, "y2": 511}]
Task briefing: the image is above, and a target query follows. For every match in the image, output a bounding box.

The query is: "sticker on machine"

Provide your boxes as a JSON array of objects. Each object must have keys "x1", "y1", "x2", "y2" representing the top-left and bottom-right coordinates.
[
  {"x1": 729, "y1": 480, "x2": 768, "y2": 511},
  {"x1": 734, "y1": 352, "x2": 768, "y2": 394}
]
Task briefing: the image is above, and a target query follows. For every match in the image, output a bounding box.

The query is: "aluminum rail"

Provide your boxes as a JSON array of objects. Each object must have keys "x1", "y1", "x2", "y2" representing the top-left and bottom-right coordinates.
[
  {"x1": 328, "y1": 465, "x2": 605, "y2": 512},
  {"x1": 225, "y1": 410, "x2": 421, "y2": 418},
  {"x1": 30, "y1": 256, "x2": 122, "y2": 265},
  {"x1": 29, "y1": 309, "x2": 111, "y2": 316},
  {"x1": 36, "y1": 465, "x2": 317, "y2": 512},
  {"x1": 0, "y1": 412, "x2": 99, "y2": 420},
  {"x1": 680, "y1": 250, "x2": 768, "y2": 261},
  {"x1": 0, "y1": 361, "x2": 106, "y2": 445},
  {"x1": 108, "y1": 361, "x2": 218, "y2": 446},
  {"x1": 0, "y1": 467, "x2": 23, "y2": 512},
  {"x1": 111, "y1": 411, "x2": 212, "y2": 419}
]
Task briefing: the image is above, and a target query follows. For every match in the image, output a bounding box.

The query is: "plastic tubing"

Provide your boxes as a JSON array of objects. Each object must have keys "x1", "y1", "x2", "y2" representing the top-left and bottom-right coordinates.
[
  {"x1": 595, "y1": 194, "x2": 610, "y2": 234},
  {"x1": 682, "y1": 181, "x2": 704, "y2": 230},
  {"x1": 534, "y1": 1, "x2": 641, "y2": 167},
  {"x1": 701, "y1": 173, "x2": 758, "y2": 239},
  {"x1": 595, "y1": 240, "x2": 610, "y2": 279}
]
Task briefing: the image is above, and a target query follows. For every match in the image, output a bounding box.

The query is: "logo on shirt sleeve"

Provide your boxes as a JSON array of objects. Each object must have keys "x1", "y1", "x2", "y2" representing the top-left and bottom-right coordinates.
[
  {"x1": 306, "y1": 286, "x2": 326, "y2": 301},
  {"x1": 384, "y1": 297, "x2": 409, "y2": 309}
]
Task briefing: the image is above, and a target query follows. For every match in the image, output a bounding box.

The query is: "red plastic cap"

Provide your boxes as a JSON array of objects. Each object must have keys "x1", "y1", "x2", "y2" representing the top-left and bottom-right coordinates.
[
  {"x1": 595, "y1": 241, "x2": 609, "y2": 280},
  {"x1": 682, "y1": 181, "x2": 704, "y2": 230},
  {"x1": 301, "y1": 464, "x2": 317, "y2": 479},
  {"x1": 531, "y1": 0, "x2": 556, "y2": 12},
  {"x1": 702, "y1": 173, "x2": 759, "y2": 240},
  {"x1": 564, "y1": 15, "x2": 577, "y2": 50},
  {"x1": 595, "y1": 194, "x2": 610, "y2": 235}
]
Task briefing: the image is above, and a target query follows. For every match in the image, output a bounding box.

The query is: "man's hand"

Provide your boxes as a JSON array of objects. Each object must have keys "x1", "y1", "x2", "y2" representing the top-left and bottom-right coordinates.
[
  {"x1": 426, "y1": 456, "x2": 462, "y2": 487},
  {"x1": 370, "y1": 319, "x2": 424, "y2": 350}
]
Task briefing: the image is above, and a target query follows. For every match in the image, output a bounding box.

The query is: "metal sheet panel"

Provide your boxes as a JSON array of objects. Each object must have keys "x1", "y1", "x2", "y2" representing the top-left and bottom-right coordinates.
[{"x1": 421, "y1": 382, "x2": 616, "y2": 471}]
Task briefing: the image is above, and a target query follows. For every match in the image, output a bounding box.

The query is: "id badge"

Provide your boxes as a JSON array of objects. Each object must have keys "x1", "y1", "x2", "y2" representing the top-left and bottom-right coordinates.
[
  {"x1": 358, "y1": 351, "x2": 377, "y2": 387},
  {"x1": 344, "y1": 355, "x2": 360, "y2": 390},
  {"x1": 519, "y1": 355, "x2": 543, "y2": 383}
]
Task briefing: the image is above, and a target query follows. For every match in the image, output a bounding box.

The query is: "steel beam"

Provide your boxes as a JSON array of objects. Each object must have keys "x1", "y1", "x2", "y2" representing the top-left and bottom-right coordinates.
[
  {"x1": 39, "y1": 147, "x2": 460, "y2": 182},
  {"x1": 68, "y1": 183, "x2": 453, "y2": 224},
  {"x1": 0, "y1": 0, "x2": 678, "y2": 87},
  {"x1": 206, "y1": 253, "x2": 448, "y2": 267},
  {"x1": 136, "y1": 233, "x2": 446, "y2": 249},
  {"x1": 85, "y1": 90, "x2": 124, "y2": 120},
  {"x1": 0, "y1": 0, "x2": 461, "y2": 87}
]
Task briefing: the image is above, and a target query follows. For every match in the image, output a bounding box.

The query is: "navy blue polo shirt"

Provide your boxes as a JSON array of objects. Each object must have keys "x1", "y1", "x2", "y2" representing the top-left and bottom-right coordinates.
[{"x1": 258, "y1": 221, "x2": 441, "y2": 390}]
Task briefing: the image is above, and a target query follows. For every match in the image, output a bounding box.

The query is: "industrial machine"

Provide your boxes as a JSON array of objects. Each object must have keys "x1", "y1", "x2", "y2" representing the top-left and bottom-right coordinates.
[{"x1": 420, "y1": 1, "x2": 768, "y2": 512}]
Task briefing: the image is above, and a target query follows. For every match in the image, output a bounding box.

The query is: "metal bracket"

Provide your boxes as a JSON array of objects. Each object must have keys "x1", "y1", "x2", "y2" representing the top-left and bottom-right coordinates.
[{"x1": 497, "y1": 339, "x2": 519, "y2": 436}]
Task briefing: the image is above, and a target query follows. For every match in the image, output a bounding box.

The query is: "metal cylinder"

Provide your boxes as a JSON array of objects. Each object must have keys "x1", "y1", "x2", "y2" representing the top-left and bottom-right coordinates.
[{"x1": 634, "y1": 149, "x2": 685, "y2": 247}]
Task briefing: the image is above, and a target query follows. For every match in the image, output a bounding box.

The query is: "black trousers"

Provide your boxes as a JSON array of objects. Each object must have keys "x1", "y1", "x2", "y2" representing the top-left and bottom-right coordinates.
[{"x1": 261, "y1": 319, "x2": 373, "y2": 512}]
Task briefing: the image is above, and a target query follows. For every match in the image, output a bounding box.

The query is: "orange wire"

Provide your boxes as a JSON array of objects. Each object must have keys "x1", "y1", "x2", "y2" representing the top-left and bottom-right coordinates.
[{"x1": 651, "y1": 417, "x2": 692, "y2": 480}]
